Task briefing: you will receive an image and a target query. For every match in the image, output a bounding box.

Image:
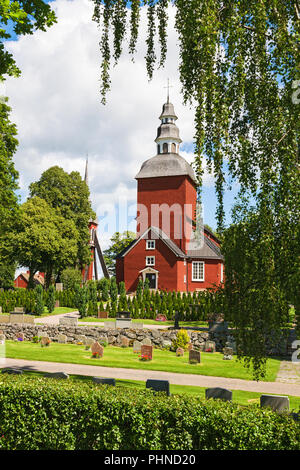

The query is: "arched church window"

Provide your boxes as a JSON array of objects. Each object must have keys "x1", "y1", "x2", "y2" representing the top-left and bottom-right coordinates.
[
  {"x1": 171, "y1": 143, "x2": 176, "y2": 153},
  {"x1": 163, "y1": 143, "x2": 168, "y2": 153},
  {"x1": 157, "y1": 144, "x2": 160, "y2": 154}
]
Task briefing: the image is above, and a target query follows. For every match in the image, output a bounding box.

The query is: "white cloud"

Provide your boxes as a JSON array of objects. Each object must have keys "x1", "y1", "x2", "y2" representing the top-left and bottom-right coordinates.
[{"x1": 5, "y1": 0, "x2": 216, "y2": 264}]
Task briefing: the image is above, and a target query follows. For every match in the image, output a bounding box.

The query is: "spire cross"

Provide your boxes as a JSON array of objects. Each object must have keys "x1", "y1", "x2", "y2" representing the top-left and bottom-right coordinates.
[{"x1": 164, "y1": 78, "x2": 173, "y2": 103}]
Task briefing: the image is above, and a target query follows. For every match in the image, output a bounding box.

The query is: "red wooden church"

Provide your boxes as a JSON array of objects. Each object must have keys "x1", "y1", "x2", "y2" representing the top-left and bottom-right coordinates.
[{"x1": 116, "y1": 97, "x2": 224, "y2": 293}]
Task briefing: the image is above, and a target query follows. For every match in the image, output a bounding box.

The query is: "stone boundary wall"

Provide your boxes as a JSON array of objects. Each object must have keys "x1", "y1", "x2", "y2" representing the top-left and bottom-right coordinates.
[
  {"x1": 0, "y1": 323, "x2": 211, "y2": 350},
  {"x1": 0, "y1": 322, "x2": 295, "y2": 357}
]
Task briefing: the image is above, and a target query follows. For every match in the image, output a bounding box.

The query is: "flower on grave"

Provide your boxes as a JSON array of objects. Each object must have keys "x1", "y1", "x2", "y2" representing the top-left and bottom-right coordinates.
[
  {"x1": 92, "y1": 352, "x2": 100, "y2": 358},
  {"x1": 17, "y1": 338, "x2": 23, "y2": 342},
  {"x1": 205, "y1": 348, "x2": 213, "y2": 352},
  {"x1": 139, "y1": 353, "x2": 151, "y2": 361}
]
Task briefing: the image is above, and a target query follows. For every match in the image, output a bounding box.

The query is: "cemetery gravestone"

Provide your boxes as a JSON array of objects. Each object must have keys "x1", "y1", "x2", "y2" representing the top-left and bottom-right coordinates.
[
  {"x1": 23, "y1": 316, "x2": 34, "y2": 324},
  {"x1": 98, "y1": 311, "x2": 108, "y2": 319},
  {"x1": 189, "y1": 349, "x2": 201, "y2": 364},
  {"x1": 46, "y1": 372, "x2": 69, "y2": 380},
  {"x1": 41, "y1": 336, "x2": 51, "y2": 347},
  {"x1": 133, "y1": 340, "x2": 142, "y2": 353},
  {"x1": 57, "y1": 334, "x2": 67, "y2": 344},
  {"x1": 93, "y1": 377, "x2": 116, "y2": 386},
  {"x1": 176, "y1": 347, "x2": 184, "y2": 356},
  {"x1": 260, "y1": 395, "x2": 290, "y2": 412},
  {"x1": 141, "y1": 338, "x2": 152, "y2": 346},
  {"x1": 17, "y1": 332, "x2": 24, "y2": 341},
  {"x1": 59, "y1": 316, "x2": 78, "y2": 327},
  {"x1": 146, "y1": 379, "x2": 170, "y2": 396},
  {"x1": 1, "y1": 368, "x2": 23, "y2": 375},
  {"x1": 120, "y1": 336, "x2": 130, "y2": 348},
  {"x1": 77, "y1": 335, "x2": 87, "y2": 344},
  {"x1": 85, "y1": 338, "x2": 95, "y2": 348},
  {"x1": 91, "y1": 341, "x2": 104, "y2": 358},
  {"x1": 205, "y1": 340, "x2": 216, "y2": 352},
  {"x1": 13, "y1": 307, "x2": 24, "y2": 313},
  {"x1": 0, "y1": 316, "x2": 9, "y2": 324},
  {"x1": 223, "y1": 346, "x2": 233, "y2": 360},
  {"x1": 140, "y1": 345, "x2": 153, "y2": 360},
  {"x1": 205, "y1": 387, "x2": 232, "y2": 402}
]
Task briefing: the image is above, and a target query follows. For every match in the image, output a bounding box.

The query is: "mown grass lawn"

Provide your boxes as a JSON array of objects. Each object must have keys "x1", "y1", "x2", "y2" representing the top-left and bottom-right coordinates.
[
  {"x1": 0, "y1": 307, "x2": 76, "y2": 318},
  {"x1": 5, "y1": 340, "x2": 281, "y2": 382}
]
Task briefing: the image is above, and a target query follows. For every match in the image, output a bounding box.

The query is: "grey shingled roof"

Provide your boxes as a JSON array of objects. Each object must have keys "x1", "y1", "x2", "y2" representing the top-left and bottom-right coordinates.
[
  {"x1": 135, "y1": 152, "x2": 197, "y2": 184},
  {"x1": 116, "y1": 227, "x2": 223, "y2": 260},
  {"x1": 187, "y1": 235, "x2": 223, "y2": 260},
  {"x1": 156, "y1": 123, "x2": 182, "y2": 142}
]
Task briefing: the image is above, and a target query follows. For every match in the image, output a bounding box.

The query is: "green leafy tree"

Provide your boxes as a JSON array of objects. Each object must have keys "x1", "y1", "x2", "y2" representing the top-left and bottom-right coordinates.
[
  {"x1": 103, "y1": 231, "x2": 136, "y2": 276},
  {"x1": 92, "y1": 0, "x2": 299, "y2": 379},
  {"x1": 61, "y1": 268, "x2": 82, "y2": 291},
  {"x1": 29, "y1": 166, "x2": 95, "y2": 273},
  {"x1": 0, "y1": 0, "x2": 56, "y2": 80},
  {"x1": 10, "y1": 197, "x2": 78, "y2": 289},
  {"x1": 0, "y1": 100, "x2": 20, "y2": 288}
]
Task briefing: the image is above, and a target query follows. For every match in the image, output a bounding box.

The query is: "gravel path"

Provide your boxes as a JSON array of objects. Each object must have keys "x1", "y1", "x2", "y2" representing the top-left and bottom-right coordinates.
[{"x1": 2, "y1": 358, "x2": 300, "y2": 397}]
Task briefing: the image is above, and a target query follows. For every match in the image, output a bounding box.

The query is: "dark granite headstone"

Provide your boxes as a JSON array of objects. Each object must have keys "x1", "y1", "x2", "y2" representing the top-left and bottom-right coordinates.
[
  {"x1": 189, "y1": 349, "x2": 201, "y2": 363},
  {"x1": 93, "y1": 377, "x2": 116, "y2": 386},
  {"x1": 45, "y1": 372, "x2": 69, "y2": 380},
  {"x1": 146, "y1": 379, "x2": 170, "y2": 396},
  {"x1": 205, "y1": 387, "x2": 232, "y2": 402},
  {"x1": 260, "y1": 395, "x2": 290, "y2": 412},
  {"x1": 1, "y1": 368, "x2": 23, "y2": 375}
]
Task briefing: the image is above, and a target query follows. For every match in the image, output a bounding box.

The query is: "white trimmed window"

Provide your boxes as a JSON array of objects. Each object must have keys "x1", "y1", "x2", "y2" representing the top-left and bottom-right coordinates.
[
  {"x1": 220, "y1": 263, "x2": 224, "y2": 283},
  {"x1": 146, "y1": 256, "x2": 155, "y2": 266},
  {"x1": 146, "y1": 240, "x2": 155, "y2": 250},
  {"x1": 192, "y1": 261, "x2": 204, "y2": 281}
]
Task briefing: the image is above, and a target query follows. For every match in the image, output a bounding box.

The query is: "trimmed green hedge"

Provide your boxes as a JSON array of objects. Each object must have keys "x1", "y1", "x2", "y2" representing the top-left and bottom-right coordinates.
[{"x1": 0, "y1": 375, "x2": 299, "y2": 450}]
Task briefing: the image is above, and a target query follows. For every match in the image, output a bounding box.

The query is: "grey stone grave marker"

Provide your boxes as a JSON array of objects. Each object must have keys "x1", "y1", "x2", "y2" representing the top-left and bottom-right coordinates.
[
  {"x1": 260, "y1": 395, "x2": 290, "y2": 412},
  {"x1": 205, "y1": 387, "x2": 232, "y2": 402},
  {"x1": 92, "y1": 377, "x2": 116, "y2": 386},
  {"x1": 189, "y1": 349, "x2": 201, "y2": 363},
  {"x1": 146, "y1": 379, "x2": 170, "y2": 396},
  {"x1": 45, "y1": 372, "x2": 69, "y2": 380}
]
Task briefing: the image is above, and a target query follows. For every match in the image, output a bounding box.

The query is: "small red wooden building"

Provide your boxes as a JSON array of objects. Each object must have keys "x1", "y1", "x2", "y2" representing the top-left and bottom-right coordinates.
[
  {"x1": 116, "y1": 99, "x2": 224, "y2": 293},
  {"x1": 14, "y1": 271, "x2": 45, "y2": 289}
]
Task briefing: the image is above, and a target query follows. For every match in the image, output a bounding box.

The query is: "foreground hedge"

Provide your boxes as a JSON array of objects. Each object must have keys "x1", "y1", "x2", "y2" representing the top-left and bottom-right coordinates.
[{"x1": 0, "y1": 375, "x2": 299, "y2": 450}]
